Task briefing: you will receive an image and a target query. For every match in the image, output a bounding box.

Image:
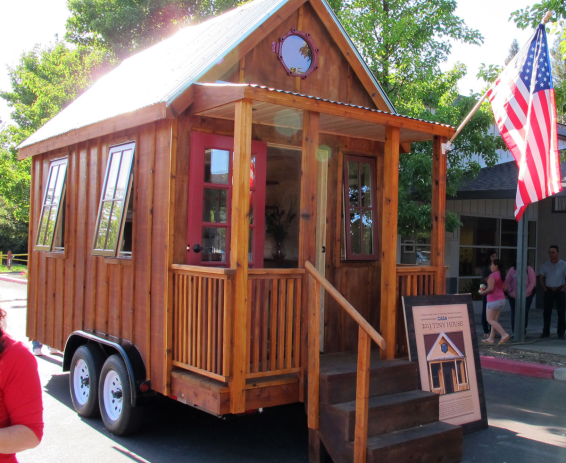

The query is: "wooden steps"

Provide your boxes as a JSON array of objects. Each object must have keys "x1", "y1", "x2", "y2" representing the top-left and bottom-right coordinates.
[{"x1": 316, "y1": 351, "x2": 462, "y2": 463}]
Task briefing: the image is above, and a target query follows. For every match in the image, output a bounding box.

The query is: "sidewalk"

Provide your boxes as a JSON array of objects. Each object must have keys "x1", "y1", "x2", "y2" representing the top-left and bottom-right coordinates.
[
  {"x1": 0, "y1": 272, "x2": 27, "y2": 285},
  {"x1": 473, "y1": 299, "x2": 566, "y2": 381}
]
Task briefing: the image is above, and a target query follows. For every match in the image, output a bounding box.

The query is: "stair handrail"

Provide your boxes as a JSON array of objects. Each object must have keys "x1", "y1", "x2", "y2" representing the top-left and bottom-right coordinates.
[{"x1": 305, "y1": 261, "x2": 386, "y2": 463}]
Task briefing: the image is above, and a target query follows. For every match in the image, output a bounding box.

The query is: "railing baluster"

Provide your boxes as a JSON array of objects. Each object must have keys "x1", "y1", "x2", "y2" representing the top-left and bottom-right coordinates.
[
  {"x1": 285, "y1": 279, "x2": 294, "y2": 369},
  {"x1": 294, "y1": 278, "x2": 302, "y2": 369},
  {"x1": 262, "y1": 280, "x2": 269, "y2": 372},
  {"x1": 270, "y1": 279, "x2": 278, "y2": 371}
]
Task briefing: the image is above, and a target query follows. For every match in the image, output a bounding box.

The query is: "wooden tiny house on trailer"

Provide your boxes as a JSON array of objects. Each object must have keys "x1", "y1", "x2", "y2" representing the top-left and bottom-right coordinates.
[{"x1": 20, "y1": 0, "x2": 462, "y2": 459}]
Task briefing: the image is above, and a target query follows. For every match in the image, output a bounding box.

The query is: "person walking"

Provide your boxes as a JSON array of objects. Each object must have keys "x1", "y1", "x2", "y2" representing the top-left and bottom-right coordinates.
[
  {"x1": 479, "y1": 259, "x2": 511, "y2": 345},
  {"x1": 505, "y1": 262, "x2": 536, "y2": 335},
  {"x1": 539, "y1": 245, "x2": 566, "y2": 339},
  {"x1": 480, "y1": 250, "x2": 498, "y2": 338}
]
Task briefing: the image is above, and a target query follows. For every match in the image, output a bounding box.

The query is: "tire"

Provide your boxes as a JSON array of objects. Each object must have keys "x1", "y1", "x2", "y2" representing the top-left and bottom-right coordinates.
[
  {"x1": 69, "y1": 344, "x2": 105, "y2": 418},
  {"x1": 99, "y1": 354, "x2": 144, "y2": 436}
]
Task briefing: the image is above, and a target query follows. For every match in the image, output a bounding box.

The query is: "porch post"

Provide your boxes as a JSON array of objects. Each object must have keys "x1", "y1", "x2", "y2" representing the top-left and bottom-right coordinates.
[
  {"x1": 300, "y1": 111, "x2": 320, "y2": 403},
  {"x1": 380, "y1": 126, "x2": 400, "y2": 360},
  {"x1": 230, "y1": 99, "x2": 253, "y2": 414},
  {"x1": 431, "y1": 136, "x2": 447, "y2": 294}
]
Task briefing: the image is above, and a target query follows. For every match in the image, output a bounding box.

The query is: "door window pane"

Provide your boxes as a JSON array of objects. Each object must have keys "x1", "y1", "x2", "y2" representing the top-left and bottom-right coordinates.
[
  {"x1": 205, "y1": 149, "x2": 229, "y2": 184},
  {"x1": 202, "y1": 227, "x2": 227, "y2": 262},
  {"x1": 202, "y1": 188, "x2": 228, "y2": 223},
  {"x1": 362, "y1": 211, "x2": 373, "y2": 254},
  {"x1": 360, "y1": 162, "x2": 372, "y2": 207},
  {"x1": 347, "y1": 162, "x2": 359, "y2": 206},
  {"x1": 349, "y1": 210, "x2": 361, "y2": 254}
]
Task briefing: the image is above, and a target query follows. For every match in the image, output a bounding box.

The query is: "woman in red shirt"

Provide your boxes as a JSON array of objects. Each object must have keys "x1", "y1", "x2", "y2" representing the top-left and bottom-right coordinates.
[
  {"x1": 479, "y1": 259, "x2": 511, "y2": 345},
  {"x1": 0, "y1": 308, "x2": 43, "y2": 462}
]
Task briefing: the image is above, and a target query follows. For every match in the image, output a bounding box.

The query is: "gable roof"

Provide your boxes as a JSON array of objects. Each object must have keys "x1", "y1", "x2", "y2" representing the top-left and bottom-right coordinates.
[
  {"x1": 457, "y1": 159, "x2": 566, "y2": 199},
  {"x1": 426, "y1": 332, "x2": 464, "y2": 361},
  {"x1": 18, "y1": 0, "x2": 395, "y2": 154}
]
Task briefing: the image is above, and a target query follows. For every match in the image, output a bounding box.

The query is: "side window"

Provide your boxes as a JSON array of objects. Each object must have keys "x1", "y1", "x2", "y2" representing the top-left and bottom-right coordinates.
[
  {"x1": 342, "y1": 155, "x2": 378, "y2": 261},
  {"x1": 92, "y1": 142, "x2": 135, "y2": 257},
  {"x1": 35, "y1": 158, "x2": 67, "y2": 252}
]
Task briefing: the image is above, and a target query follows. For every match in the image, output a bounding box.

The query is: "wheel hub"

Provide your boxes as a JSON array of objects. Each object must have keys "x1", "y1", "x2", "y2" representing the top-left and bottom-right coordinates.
[
  {"x1": 73, "y1": 359, "x2": 90, "y2": 406},
  {"x1": 103, "y1": 370, "x2": 124, "y2": 421}
]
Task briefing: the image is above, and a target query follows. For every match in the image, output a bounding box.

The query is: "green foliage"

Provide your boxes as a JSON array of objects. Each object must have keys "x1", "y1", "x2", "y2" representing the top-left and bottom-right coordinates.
[
  {"x1": 331, "y1": 0, "x2": 482, "y2": 105},
  {"x1": 0, "y1": 197, "x2": 28, "y2": 254},
  {"x1": 266, "y1": 199, "x2": 296, "y2": 243},
  {"x1": 505, "y1": 39, "x2": 520, "y2": 66},
  {"x1": 0, "y1": 41, "x2": 111, "y2": 244},
  {"x1": 329, "y1": 0, "x2": 499, "y2": 235},
  {"x1": 66, "y1": 0, "x2": 239, "y2": 58}
]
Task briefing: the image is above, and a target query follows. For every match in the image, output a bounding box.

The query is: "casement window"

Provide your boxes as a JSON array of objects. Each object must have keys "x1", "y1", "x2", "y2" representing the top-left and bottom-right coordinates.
[
  {"x1": 342, "y1": 155, "x2": 378, "y2": 260},
  {"x1": 92, "y1": 142, "x2": 135, "y2": 257},
  {"x1": 35, "y1": 158, "x2": 68, "y2": 252}
]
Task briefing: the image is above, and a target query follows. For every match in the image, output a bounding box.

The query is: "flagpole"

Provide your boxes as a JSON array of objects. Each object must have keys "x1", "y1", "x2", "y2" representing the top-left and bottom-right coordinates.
[{"x1": 445, "y1": 10, "x2": 554, "y2": 150}]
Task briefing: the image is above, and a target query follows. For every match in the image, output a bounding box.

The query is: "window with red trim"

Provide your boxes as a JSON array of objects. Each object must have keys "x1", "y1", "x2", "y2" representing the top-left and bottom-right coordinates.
[{"x1": 343, "y1": 155, "x2": 378, "y2": 260}]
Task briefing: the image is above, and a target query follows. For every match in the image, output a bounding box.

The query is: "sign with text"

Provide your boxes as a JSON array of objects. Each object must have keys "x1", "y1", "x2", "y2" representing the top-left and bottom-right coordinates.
[{"x1": 403, "y1": 294, "x2": 488, "y2": 434}]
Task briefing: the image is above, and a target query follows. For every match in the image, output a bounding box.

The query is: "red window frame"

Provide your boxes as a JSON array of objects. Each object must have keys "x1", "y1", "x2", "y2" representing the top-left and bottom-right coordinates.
[
  {"x1": 343, "y1": 154, "x2": 379, "y2": 261},
  {"x1": 186, "y1": 132, "x2": 266, "y2": 268}
]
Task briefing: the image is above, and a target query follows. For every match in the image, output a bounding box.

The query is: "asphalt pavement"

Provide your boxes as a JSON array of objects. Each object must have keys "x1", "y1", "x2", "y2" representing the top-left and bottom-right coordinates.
[{"x1": 1, "y1": 279, "x2": 565, "y2": 462}]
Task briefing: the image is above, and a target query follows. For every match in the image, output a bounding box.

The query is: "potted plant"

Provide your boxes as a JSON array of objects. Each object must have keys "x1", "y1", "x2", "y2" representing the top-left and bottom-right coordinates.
[{"x1": 265, "y1": 198, "x2": 296, "y2": 261}]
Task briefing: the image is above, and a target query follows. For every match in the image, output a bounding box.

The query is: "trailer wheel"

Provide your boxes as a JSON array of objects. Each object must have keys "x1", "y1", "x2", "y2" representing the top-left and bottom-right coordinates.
[
  {"x1": 69, "y1": 345, "x2": 104, "y2": 418},
  {"x1": 99, "y1": 354, "x2": 143, "y2": 436}
]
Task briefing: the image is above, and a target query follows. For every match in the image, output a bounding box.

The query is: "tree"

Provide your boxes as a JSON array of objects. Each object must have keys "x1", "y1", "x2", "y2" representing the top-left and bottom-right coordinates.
[
  {"x1": 0, "y1": 42, "x2": 110, "y2": 226},
  {"x1": 65, "y1": 0, "x2": 239, "y2": 59},
  {"x1": 551, "y1": 37, "x2": 566, "y2": 124},
  {"x1": 510, "y1": 1, "x2": 566, "y2": 54},
  {"x1": 329, "y1": 0, "x2": 502, "y2": 235},
  {"x1": 329, "y1": 0, "x2": 483, "y2": 105},
  {"x1": 505, "y1": 39, "x2": 520, "y2": 65}
]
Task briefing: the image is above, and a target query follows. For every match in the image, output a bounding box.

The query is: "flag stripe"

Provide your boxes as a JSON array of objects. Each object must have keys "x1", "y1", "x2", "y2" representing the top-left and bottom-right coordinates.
[{"x1": 487, "y1": 24, "x2": 561, "y2": 220}]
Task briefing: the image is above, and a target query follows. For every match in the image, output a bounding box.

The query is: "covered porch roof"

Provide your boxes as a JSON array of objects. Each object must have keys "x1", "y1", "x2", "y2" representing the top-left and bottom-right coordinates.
[{"x1": 192, "y1": 83, "x2": 455, "y2": 144}]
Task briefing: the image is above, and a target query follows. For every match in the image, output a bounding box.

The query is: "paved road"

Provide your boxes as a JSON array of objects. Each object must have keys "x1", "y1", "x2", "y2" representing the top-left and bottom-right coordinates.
[{"x1": 1, "y1": 280, "x2": 565, "y2": 462}]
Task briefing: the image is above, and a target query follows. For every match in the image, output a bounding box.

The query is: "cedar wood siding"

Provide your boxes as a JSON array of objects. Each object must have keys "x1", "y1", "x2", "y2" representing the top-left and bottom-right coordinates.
[{"x1": 27, "y1": 120, "x2": 174, "y2": 395}]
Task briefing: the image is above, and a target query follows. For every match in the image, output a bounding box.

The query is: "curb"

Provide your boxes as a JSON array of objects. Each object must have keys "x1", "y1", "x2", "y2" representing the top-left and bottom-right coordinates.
[
  {"x1": 0, "y1": 275, "x2": 27, "y2": 285},
  {"x1": 480, "y1": 355, "x2": 566, "y2": 381}
]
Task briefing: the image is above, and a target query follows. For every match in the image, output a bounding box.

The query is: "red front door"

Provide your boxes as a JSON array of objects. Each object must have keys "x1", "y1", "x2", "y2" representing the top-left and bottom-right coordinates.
[{"x1": 186, "y1": 131, "x2": 266, "y2": 268}]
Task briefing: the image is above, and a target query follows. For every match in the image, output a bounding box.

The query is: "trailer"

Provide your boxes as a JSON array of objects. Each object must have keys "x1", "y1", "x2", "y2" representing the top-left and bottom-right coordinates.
[{"x1": 19, "y1": 0, "x2": 462, "y2": 460}]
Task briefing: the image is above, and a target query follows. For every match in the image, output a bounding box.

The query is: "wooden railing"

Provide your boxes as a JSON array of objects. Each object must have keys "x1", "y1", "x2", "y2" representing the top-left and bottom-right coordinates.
[
  {"x1": 305, "y1": 261, "x2": 386, "y2": 463},
  {"x1": 171, "y1": 265, "x2": 235, "y2": 381},
  {"x1": 246, "y1": 269, "x2": 304, "y2": 379},
  {"x1": 395, "y1": 265, "x2": 446, "y2": 355}
]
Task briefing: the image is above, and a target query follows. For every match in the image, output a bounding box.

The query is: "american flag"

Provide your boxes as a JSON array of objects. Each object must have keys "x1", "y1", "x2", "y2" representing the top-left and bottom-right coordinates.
[{"x1": 487, "y1": 24, "x2": 562, "y2": 221}]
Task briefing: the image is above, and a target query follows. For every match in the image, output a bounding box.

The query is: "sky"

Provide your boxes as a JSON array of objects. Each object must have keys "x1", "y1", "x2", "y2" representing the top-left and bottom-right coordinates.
[{"x1": 0, "y1": 0, "x2": 558, "y2": 125}]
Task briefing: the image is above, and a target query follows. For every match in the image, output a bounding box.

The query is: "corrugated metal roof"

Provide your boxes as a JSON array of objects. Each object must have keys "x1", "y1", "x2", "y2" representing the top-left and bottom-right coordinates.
[
  {"x1": 195, "y1": 83, "x2": 450, "y2": 129},
  {"x1": 19, "y1": 0, "x2": 396, "y2": 150}
]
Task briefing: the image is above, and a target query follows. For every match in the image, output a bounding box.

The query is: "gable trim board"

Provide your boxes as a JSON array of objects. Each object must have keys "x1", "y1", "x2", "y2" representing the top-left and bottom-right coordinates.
[{"x1": 18, "y1": 0, "x2": 399, "y2": 160}]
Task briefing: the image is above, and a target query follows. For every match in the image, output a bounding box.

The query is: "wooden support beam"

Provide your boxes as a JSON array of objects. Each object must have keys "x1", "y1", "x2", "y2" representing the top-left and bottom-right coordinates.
[
  {"x1": 354, "y1": 327, "x2": 371, "y2": 463},
  {"x1": 380, "y1": 126, "x2": 400, "y2": 360},
  {"x1": 230, "y1": 99, "x2": 253, "y2": 414},
  {"x1": 299, "y1": 111, "x2": 320, "y2": 403},
  {"x1": 307, "y1": 275, "x2": 320, "y2": 429},
  {"x1": 431, "y1": 136, "x2": 447, "y2": 295}
]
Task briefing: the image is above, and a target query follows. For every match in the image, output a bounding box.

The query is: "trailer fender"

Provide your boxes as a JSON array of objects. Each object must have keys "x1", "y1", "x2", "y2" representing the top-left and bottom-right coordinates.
[{"x1": 63, "y1": 330, "x2": 148, "y2": 407}]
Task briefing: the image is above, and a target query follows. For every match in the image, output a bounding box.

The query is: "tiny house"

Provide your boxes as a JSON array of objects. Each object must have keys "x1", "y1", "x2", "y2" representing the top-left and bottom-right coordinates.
[{"x1": 20, "y1": 0, "x2": 462, "y2": 460}]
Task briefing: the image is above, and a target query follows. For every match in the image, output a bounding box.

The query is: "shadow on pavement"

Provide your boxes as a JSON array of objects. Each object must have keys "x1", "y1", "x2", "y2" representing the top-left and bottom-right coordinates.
[{"x1": 43, "y1": 372, "x2": 309, "y2": 462}]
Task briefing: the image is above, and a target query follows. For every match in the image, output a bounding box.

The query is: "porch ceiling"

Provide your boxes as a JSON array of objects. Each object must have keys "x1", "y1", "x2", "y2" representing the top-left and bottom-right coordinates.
[{"x1": 191, "y1": 83, "x2": 454, "y2": 144}]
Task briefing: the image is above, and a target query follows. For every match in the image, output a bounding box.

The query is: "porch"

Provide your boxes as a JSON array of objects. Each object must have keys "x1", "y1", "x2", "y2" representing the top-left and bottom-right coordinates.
[{"x1": 167, "y1": 82, "x2": 454, "y2": 457}]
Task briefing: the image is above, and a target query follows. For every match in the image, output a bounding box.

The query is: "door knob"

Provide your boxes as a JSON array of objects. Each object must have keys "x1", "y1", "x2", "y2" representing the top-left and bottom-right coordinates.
[{"x1": 193, "y1": 244, "x2": 203, "y2": 253}]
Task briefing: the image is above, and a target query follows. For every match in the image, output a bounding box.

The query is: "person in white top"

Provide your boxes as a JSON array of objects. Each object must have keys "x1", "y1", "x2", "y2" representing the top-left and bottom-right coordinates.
[{"x1": 539, "y1": 245, "x2": 566, "y2": 339}]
